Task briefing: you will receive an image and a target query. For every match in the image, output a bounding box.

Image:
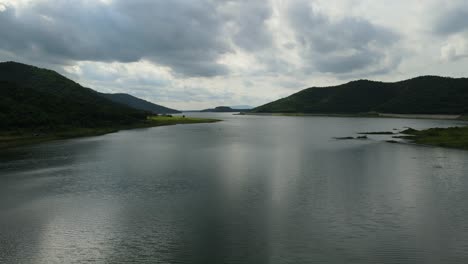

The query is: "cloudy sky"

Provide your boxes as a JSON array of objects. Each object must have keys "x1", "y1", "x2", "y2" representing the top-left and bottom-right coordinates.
[{"x1": 1, "y1": 0, "x2": 468, "y2": 109}]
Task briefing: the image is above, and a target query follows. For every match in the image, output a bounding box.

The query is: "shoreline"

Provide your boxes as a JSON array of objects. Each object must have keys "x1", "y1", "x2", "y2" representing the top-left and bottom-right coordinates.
[
  {"x1": 244, "y1": 112, "x2": 468, "y2": 150},
  {"x1": 377, "y1": 113, "x2": 461, "y2": 120},
  {"x1": 398, "y1": 126, "x2": 468, "y2": 150},
  {"x1": 0, "y1": 116, "x2": 221, "y2": 150},
  {"x1": 243, "y1": 112, "x2": 465, "y2": 120}
]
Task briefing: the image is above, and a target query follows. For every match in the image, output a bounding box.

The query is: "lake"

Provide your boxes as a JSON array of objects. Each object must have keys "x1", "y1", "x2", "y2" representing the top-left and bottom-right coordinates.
[{"x1": 1, "y1": 114, "x2": 468, "y2": 263}]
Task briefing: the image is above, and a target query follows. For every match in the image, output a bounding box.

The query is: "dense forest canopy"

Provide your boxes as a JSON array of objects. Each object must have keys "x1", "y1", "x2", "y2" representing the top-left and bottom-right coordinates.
[
  {"x1": 0, "y1": 62, "x2": 149, "y2": 131},
  {"x1": 253, "y1": 76, "x2": 468, "y2": 114}
]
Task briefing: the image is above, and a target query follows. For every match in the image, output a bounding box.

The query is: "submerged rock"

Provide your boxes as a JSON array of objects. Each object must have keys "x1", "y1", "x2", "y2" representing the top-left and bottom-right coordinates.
[
  {"x1": 358, "y1": 131, "x2": 394, "y2": 135},
  {"x1": 333, "y1": 137, "x2": 355, "y2": 140}
]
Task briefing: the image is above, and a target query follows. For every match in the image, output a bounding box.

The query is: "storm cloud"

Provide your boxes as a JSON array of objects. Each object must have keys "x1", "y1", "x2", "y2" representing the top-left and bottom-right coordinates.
[
  {"x1": 286, "y1": 0, "x2": 400, "y2": 75},
  {"x1": 433, "y1": 3, "x2": 468, "y2": 36},
  {"x1": 0, "y1": 0, "x2": 233, "y2": 76},
  {"x1": 430, "y1": 1, "x2": 468, "y2": 62},
  {"x1": 1, "y1": 0, "x2": 468, "y2": 109}
]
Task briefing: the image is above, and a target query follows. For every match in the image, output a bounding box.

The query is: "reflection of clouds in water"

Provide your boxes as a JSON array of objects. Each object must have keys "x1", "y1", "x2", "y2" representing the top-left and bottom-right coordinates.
[{"x1": 34, "y1": 198, "x2": 121, "y2": 262}]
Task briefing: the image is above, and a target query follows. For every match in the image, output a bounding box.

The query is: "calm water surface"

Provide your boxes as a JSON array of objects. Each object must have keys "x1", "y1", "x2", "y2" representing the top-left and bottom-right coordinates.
[{"x1": 1, "y1": 114, "x2": 468, "y2": 263}]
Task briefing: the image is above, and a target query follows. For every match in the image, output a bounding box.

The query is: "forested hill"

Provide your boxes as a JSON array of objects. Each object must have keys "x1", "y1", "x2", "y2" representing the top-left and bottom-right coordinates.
[
  {"x1": 99, "y1": 93, "x2": 180, "y2": 114},
  {"x1": 200, "y1": 106, "x2": 245, "y2": 112},
  {"x1": 0, "y1": 62, "x2": 148, "y2": 130},
  {"x1": 252, "y1": 76, "x2": 468, "y2": 114}
]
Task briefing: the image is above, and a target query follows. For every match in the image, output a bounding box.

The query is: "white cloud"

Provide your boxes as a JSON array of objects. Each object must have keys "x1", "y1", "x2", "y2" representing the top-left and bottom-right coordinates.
[{"x1": 440, "y1": 35, "x2": 468, "y2": 62}]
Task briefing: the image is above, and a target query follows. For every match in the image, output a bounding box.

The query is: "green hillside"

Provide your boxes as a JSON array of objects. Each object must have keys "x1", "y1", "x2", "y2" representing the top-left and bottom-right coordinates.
[
  {"x1": 0, "y1": 61, "x2": 148, "y2": 129},
  {"x1": 99, "y1": 92, "x2": 180, "y2": 114},
  {"x1": 0, "y1": 62, "x2": 219, "y2": 148},
  {"x1": 200, "y1": 106, "x2": 245, "y2": 112},
  {"x1": 253, "y1": 76, "x2": 468, "y2": 115}
]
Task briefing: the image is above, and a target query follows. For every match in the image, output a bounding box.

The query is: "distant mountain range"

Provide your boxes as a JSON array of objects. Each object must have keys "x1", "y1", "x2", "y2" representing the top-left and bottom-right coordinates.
[
  {"x1": 0, "y1": 61, "x2": 179, "y2": 131},
  {"x1": 252, "y1": 76, "x2": 468, "y2": 115}
]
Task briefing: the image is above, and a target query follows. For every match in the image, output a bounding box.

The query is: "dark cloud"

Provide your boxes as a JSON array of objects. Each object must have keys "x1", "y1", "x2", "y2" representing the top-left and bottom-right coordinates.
[
  {"x1": 225, "y1": 1, "x2": 273, "y2": 51},
  {"x1": 0, "y1": 0, "x2": 234, "y2": 77},
  {"x1": 430, "y1": 3, "x2": 468, "y2": 63},
  {"x1": 0, "y1": 0, "x2": 404, "y2": 79},
  {"x1": 0, "y1": 0, "x2": 277, "y2": 77},
  {"x1": 433, "y1": 5, "x2": 468, "y2": 35},
  {"x1": 314, "y1": 51, "x2": 380, "y2": 74},
  {"x1": 287, "y1": 0, "x2": 399, "y2": 75}
]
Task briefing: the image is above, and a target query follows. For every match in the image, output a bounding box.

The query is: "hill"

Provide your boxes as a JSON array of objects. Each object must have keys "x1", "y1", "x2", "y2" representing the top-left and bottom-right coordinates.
[
  {"x1": 0, "y1": 62, "x2": 219, "y2": 148},
  {"x1": 230, "y1": 105, "x2": 254, "y2": 110},
  {"x1": 98, "y1": 92, "x2": 180, "y2": 114},
  {"x1": 0, "y1": 61, "x2": 148, "y2": 130},
  {"x1": 0, "y1": 81, "x2": 87, "y2": 130},
  {"x1": 201, "y1": 106, "x2": 246, "y2": 112},
  {"x1": 252, "y1": 76, "x2": 468, "y2": 115}
]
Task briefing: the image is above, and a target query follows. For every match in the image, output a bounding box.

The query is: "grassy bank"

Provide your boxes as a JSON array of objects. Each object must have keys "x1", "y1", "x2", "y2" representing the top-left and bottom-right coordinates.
[
  {"x1": 0, "y1": 115, "x2": 221, "y2": 149},
  {"x1": 244, "y1": 112, "x2": 464, "y2": 120},
  {"x1": 243, "y1": 112, "x2": 380, "y2": 118},
  {"x1": 147, "y1": 115, "x2": 220, "y2": 125},
  {"x1": 401, "y1": 126, "x2": 468, "y2": 150}
]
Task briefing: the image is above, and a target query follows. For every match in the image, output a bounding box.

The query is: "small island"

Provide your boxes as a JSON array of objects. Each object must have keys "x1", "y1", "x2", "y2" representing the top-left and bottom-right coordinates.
[
  {"x1": 400, "y1": 127, "x2": 468, "y2": 150},
  {"x1": 147, "y1": 115, "x2": 220, "y2": 126},
  {"x1": 200, "y1": 106, "x2": 246, "y2": 113}
]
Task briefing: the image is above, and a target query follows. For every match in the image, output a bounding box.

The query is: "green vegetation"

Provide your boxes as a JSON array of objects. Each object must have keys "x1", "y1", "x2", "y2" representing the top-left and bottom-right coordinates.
[
  {"x1": 333, "y1": 136, "x2": 355, "y2": 140},
  {"x1": 0, "y1": 116, "x2": 220, "y2": 149},
  {"x1": 0, "y1": 62, "x2": 149, "y2": 129},
  {"x1": 0, "y1": 62, "x2": 220, "y2": 149},
  {"x1": 0, "y1": 128, "x2": 122, "y2": 149},
  {"x1": 147, "y1": 115, "x2": 220, "y2": 125},
  {"x1": 401, "y1": 127, "x2": 468, "y2": 150},
  {"x1": 99, "y1": 92, "x2": 180, "y2": 114},
  {"x1": 0, "y1": 81, "x2": 148, "y2": 130},
  {"x1": 358, "y1": 131, "x2": 394, "y2": 135},
  {"x1": 248, "y1": 112, "x2": 379, "y2": 117},
  {"x1": 252, "y1": 76, "x2": 468, "y2": 115},
  {"x1": 201, "y1": 106, "x2": 245, "y2": 112}
]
